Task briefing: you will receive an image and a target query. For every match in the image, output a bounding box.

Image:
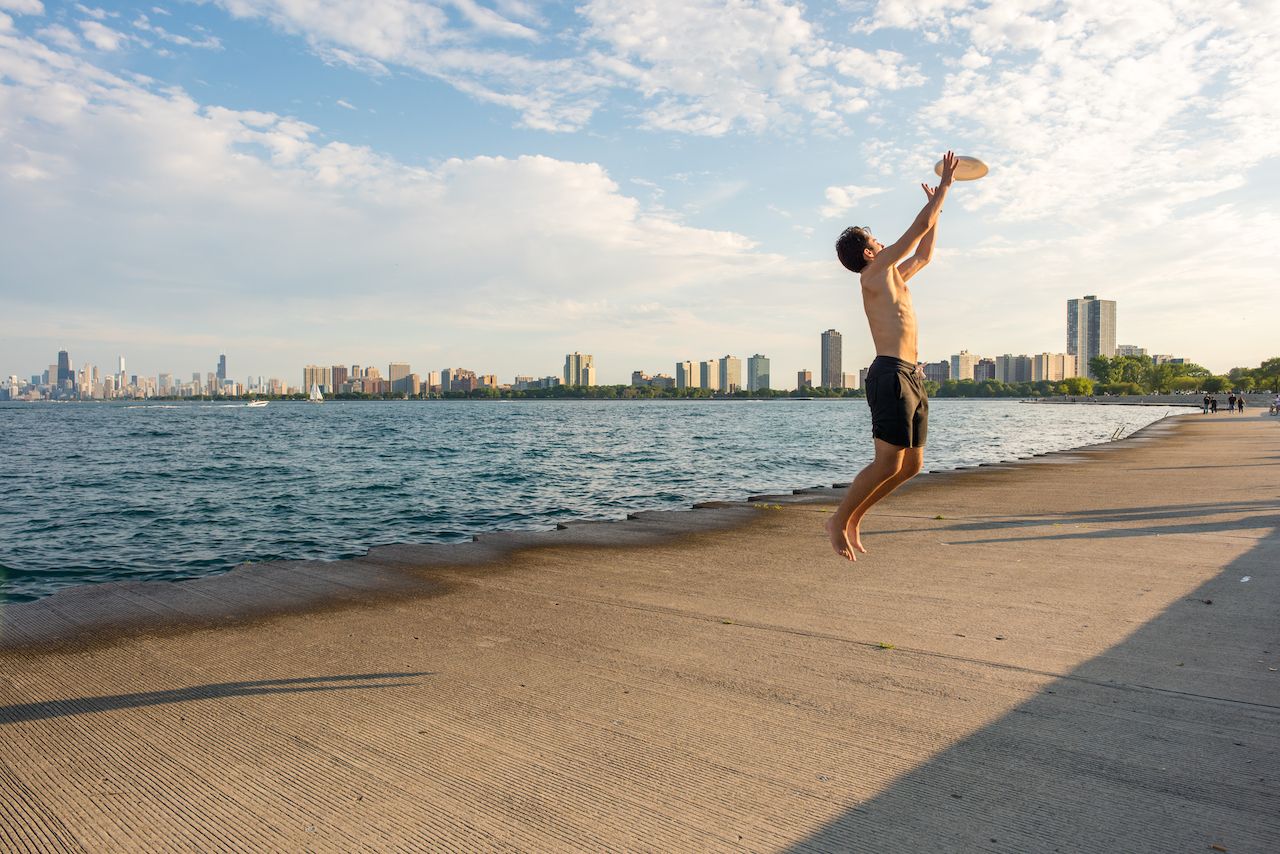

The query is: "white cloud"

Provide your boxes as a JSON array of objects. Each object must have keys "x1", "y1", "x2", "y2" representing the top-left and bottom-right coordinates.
[
  {"x1": 580, "y1": 0, "x2": 924, "y2": 135},
  {"x1": 132, "y1": 14, "x2": 222, "y2": 50},
  {"x1": 0, "y1": 27, "x2": 838, "y2": 381},
  {"x1": 820, "y1": 184, "x2": 889, "y2": 218},
  {"x1": 335, "y1": 98, "x2": 356, "y2": 110},
  {"x1": 208, "y1": 0, "x2": 602, "y2": 131},
  {"x1": 78, "y1": 19, "x2": 127, "y2": 51},
  {"x1": 0, "y1": 0, "x2": 44, "y2": 15}
]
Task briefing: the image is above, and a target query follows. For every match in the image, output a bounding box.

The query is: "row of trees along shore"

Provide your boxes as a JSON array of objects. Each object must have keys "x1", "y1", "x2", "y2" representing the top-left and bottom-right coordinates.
[
  {"x1": 141, "y1": 356, "x2": 1278, "y2": 402},
  {"x1": 1085, "y1": 355, "x2": 1280, "y2": 396}
]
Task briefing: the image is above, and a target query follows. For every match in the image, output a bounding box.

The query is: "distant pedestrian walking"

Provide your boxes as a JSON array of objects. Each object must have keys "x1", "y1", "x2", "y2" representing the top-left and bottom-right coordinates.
[
  {"x1": 1237, "y1": 396, "x2": 1245, "y2": 413},
  {"x1": 1210, "y1": 396, "x2": 1218, "y2": 414},
  {"x1": 1228, "y1": 393, "x2": 1237, "y2": 413},
  {"x1": 1202, "y1": 393, "x2": 1210, "y2": 414}
]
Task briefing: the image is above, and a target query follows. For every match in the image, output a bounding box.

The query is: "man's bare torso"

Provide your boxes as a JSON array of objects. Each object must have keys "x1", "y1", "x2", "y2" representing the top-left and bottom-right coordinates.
[{"x1": 860, "y1": 264, "x2": 918, "y2": 363}]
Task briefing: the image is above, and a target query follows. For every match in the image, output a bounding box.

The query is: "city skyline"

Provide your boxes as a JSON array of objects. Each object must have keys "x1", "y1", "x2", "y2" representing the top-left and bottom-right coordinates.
[{"x1": 1, "y1": 3, "x2": 1276, "y2": 384}]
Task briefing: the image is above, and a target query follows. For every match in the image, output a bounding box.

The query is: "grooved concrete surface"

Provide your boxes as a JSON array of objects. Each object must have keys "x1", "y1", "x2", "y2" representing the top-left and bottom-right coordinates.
[{"x1": 1, "y1": 414, "x2": 1277, "y2": 852}]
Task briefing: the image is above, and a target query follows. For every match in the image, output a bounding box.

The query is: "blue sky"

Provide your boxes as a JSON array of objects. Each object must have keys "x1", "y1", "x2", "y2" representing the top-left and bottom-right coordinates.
[{"x1": 1, "y1": 0, "x2": 1276, "y2": 386}]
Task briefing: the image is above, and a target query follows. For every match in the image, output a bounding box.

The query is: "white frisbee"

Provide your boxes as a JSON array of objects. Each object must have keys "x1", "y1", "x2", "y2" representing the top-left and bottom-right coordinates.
[{"x1": 934, "y1": 155, "x2": 989, "y2": 181}]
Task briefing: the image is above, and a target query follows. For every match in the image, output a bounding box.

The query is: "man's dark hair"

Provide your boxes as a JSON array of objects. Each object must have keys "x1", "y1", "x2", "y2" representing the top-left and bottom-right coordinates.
[{"x1": 836, "y1": 226, "x2": 871, "y2": 273}]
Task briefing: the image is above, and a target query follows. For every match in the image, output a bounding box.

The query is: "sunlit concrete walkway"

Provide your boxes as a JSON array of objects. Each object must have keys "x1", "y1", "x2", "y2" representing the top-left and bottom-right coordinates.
[{"x1": 1, "y1": 413, "x2": 1277, "y2": 852}]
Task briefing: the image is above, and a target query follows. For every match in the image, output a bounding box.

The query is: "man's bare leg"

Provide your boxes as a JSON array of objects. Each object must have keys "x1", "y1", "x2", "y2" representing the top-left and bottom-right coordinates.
[
  {"x1": 842, "y1": 446, "x2": 924, "y2": 554},
  {"x1": 825, "y1": 439, "x2": 907, "y2": 561}
]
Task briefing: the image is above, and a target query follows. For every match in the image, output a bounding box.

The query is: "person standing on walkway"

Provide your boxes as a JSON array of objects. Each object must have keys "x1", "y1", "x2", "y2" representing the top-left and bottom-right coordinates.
[
  {"x1": 1210, "y1": 396, "x2": 1218, "y2": 414},
  {"x1": 1238, "y1": 395, "x2": 1245, "y2": 413},
  {"x1": 1228, "y1": 392, "x2": 1237, "y2": 413},
  {"x1": 1202, "y1": 393, "x2": 1210, "y2": 414},
  {"x1": 827, "y1": 151, "x2": 959, "y2": 561}
]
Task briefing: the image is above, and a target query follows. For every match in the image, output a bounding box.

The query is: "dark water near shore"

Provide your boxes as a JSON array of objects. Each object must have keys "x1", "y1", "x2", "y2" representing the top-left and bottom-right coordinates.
[{"x1": 0, "y1": 399, "x2": 1174, "y2": 602}]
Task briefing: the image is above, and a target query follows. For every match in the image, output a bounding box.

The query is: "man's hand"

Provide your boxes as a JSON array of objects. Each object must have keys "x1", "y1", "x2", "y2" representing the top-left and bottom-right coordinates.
[
  {"x1": 938, "y1": 150, "x2": 958, "y2": 186},
  {"x1": 921, "y1": 183, "x2": 937, "y2": 199}
]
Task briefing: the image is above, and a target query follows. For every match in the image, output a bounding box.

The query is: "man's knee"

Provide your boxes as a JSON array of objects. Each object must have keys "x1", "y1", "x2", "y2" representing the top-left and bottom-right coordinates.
[{"x1": 898, "y1": 453, "x2": 924, "y2": 480}]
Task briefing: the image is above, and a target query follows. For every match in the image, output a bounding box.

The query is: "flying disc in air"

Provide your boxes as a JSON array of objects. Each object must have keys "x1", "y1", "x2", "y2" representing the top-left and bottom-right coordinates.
[{"x1": 934, "y1": 155, "x2": 988, "y2": 181}]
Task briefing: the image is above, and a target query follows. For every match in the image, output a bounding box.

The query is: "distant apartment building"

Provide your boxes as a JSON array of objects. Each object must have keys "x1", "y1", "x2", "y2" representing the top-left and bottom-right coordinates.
[
  {"x1": 747, "y1": 355, "x2": 771, "y2": 392},
  {"x1": 331, "y1": 365, "x2": 349, "y2": 391},
  {"x1": 859, "y1": 367, "x2": 870, "y2": 389},
  {"x1": 699, "y1": 360, "x2": 719, "y2": 392},
  {"x1": 303, "y1": 365, "x2": 333, "y2": 393},
  {"x1": 633, "y1": 372, "x2": 675, "y2": 390},
  {"x1": 841, "y1": 372, "x2": 858, "y2": 390},
  {"x1": 564, "y1": 352, "x2": 596, "y2": 387},
  {"x1": 1116, "y1": 344, "x2": 1148, "y2": 358},
  {"x1": 923, "y1": 361, "x2": 950, "y2": 383},
  {"x1": 718, "y1": 356, "x2": 742, "y2": 394},
  {"x1": 676, "y1": 361, "x2": 694, "y2": 390},
  {"x1": 388, "y1": 362, "x2": 412, "y2": 393},
  {"x1": 820, "y1": 329, "x2": 842, "y2": 388},
  {"x1": 426, "y1": 370, "x2": 441, "y2": 392},
  {"x1": 1067, "y1": 295, "x2": 1117, "y2": 377},
  {"x1": 513, "y1": 375, "x2": 535, "y2": 390},
  {"x1": 449, "y1": 369, "x2": 478, "y2": 393},
  {"x1": 995, "y1": 354, "x2": 1033, "y2": 384},
  {"x1": 797, "y1": 369, "x2": 813, "y2": 390},
  {"x1": 950, "y1": 350, "x2": 978, "y2": 382},
  {"x1": 1032, "y1": 353, "x2": 1078, "y2": 382},
  {"x1": 216, "y1": 354, "x2": 227, "y2": 382},
  {"x1": 974, "y1": 358, "x2": 996, "y2": 383}
]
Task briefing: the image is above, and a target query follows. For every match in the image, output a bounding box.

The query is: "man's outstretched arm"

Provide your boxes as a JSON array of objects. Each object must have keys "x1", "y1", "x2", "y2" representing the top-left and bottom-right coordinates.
[
  {"x1": 897, "y1": 183, "x2": 940, "y2": 282},
  {"x1": 870, "y1": 151, "x2": 956, "y2": 270}
]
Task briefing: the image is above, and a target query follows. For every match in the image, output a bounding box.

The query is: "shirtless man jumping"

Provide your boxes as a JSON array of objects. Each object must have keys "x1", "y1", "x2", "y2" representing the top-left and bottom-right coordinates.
[{"x1": 825, "y1": 151, "x2": 958, "y2": 561}]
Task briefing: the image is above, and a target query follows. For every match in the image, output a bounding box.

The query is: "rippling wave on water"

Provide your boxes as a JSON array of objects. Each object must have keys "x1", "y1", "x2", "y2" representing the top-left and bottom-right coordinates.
[{"x1": 0, "y1": 399, "x2": 1173, "y2": 601}]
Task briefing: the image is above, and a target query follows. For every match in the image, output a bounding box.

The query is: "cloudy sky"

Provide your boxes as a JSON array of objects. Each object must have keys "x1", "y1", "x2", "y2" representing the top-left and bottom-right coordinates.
[{"x1": 1, "y1": 0, "x2": 1276, "y2": 386}]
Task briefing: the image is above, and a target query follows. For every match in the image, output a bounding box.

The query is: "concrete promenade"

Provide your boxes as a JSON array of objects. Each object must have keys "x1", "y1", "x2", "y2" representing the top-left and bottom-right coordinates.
[{"x1": 1, "y1": 414, "x2": 1276, "y2": 852}]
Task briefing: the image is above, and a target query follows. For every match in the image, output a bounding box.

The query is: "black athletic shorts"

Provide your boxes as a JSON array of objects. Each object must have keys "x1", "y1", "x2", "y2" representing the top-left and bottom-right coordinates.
[{"x1": 865, "y1": 356, "x2": 928, "y2": 448}]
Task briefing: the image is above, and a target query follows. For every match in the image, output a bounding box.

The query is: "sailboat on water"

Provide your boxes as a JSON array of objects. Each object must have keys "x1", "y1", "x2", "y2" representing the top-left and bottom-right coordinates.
[{"x1": 308, "y1": 383, "x2": 324, "y2": 403}]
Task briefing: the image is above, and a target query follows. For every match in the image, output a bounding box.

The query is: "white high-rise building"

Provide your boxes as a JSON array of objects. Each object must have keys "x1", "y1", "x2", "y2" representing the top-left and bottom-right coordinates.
[
  {"x1": 718, "y1": 356, "x2": 742, "y2": 394},
  {"x1": 1032, "y1": 353, "x2": 1078, "y2": 382},
  {"x1": 675, "y1": 361, "x2": 694, "y2": 390},
  {"x1": 747, "y1": 355, "x2": 770, "y2": 392},
  {"x1": 995, "y1": 354, "x2": 1033, "y2": 384},
  {"x1": 564, "y1": 352, "x2": 596, "y2": 386},
  {"x1": 950, "y1": 350, "x2": 979, "y2": 382},
  {"x1": 1067, "y1": 295, "x2": 1117, "y2": 376},
  {"x1": 699, "y1": 360, "x2": 719, "y2": 391},
  {"x1": 820, "y1": 329, "x2": 842, "y2": 389}
]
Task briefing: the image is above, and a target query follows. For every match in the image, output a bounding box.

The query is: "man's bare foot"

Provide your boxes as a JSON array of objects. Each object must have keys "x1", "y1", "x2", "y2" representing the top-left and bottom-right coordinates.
[
  {"x1": 824, "y1": 514, "x2": 857, "y2": 561},
  {"x1": 846, "y1": 518, "x2": 868, "y2": 555}
]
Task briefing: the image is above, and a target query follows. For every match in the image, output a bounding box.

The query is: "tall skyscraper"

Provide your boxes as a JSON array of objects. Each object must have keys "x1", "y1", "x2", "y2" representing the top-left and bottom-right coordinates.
[
  {"x1": 747, "y1": 355, "x2": 770, "y2": 392},
  {"x1": 56, "y1": 350, "x2": 71, "y2": 386},
  {"x1": 217, "y1": 354, "x2": 227, "y2": 382},
  {"x1": 698, "y1": 360, "x2": 719, "y2": 391},
  {"x1": 675, "y1": 361, "x2": 694, "y2": 390},
  {"x1": 718, "y1": 355, "x2": 742, "y2": 394},
  {"x1": 797, "y1": 369, "x2": 813, "y2": 390},
  {"x1": 1067, "y1": 295, "x2": 1117, "y2": 376},
  {"x1": 820, "y1": 329, "x2": 842, "y2": 388},
  {"x1": 564, "y1": 352, "x2": 596, "y2": 386}
]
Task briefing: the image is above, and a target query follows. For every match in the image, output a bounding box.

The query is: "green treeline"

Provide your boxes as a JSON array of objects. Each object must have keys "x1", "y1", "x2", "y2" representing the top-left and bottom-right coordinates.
[{"x1": 1086, "y1": 355, "x2": 1280, "y2": 395}]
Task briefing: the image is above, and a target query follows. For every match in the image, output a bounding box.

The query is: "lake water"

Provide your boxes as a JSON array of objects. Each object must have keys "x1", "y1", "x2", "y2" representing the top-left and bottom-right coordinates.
[{"x1": 0, "y1": 399, "x2": 1176, "y2": 602}]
